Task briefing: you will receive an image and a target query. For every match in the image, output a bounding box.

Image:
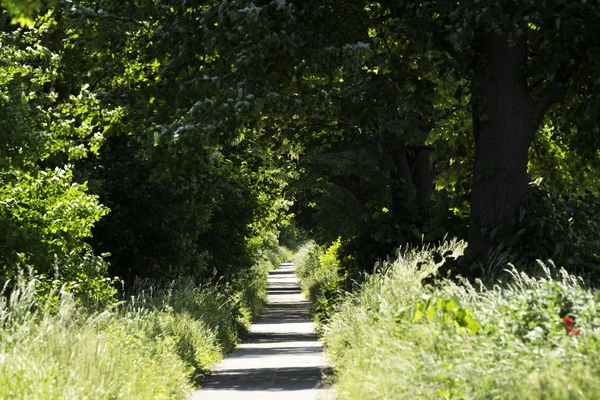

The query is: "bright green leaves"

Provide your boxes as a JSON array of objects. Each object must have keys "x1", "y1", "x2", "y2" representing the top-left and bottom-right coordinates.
[
  {"x1": 404, "y1": 294, "x2": 480, "y2": 336},
  {"x1": 0, "y1": 165, "x2": 112, "y2": 302},
  {"x1": 1, "y1": 0, "x2": 53, "y2": 27},
  {"x1": 0, "y1": 9, "x2": 115, "y2": 303}
]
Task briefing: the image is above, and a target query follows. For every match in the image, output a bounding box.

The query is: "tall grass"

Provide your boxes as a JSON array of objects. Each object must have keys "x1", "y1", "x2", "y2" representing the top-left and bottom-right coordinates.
[
  {"x1": 293, "y1": 240, "x2": 345, "y2": 324},
  {"x1": 322, "y1": 240, "x2": 600, "y2": 399},
  {"x1": 0, "y1": 279, "x2": 191, "y2": 399},
  {"x1": 0, "y1": 245, "x2": 291, "y2": 399}
]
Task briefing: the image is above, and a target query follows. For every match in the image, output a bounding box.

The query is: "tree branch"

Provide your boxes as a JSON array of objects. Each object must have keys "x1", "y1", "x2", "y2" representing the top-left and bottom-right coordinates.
[{"x1": 531, "y1": 81, "x2": 564, "y2": 128}]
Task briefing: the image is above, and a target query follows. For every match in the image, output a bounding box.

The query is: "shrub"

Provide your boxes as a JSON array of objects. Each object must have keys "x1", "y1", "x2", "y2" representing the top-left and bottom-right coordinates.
[
  {"x1": 294, "y1": 240, "x2": 345, "y2": 323},
  {"x1": 0, "y1": 166, "x2": 116, "y2": 306},
  {"x1": 485, "y1": 182, "x2": 600, "y2": 282}
]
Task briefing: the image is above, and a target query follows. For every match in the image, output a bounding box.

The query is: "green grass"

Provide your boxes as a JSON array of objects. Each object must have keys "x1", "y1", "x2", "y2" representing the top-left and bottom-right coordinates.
[
  {"x1": 322, "y1": 240, "x2": 600, "y2": 399},
  {"x1": 238, "y1": 244, "x2": 294, "y2": 319},
  {"x1": 0, "y1": 246, "x2": 291, "y2": 400},
  {"x1": 293, "y1": 240, "x2": 344, "y2": 324}
]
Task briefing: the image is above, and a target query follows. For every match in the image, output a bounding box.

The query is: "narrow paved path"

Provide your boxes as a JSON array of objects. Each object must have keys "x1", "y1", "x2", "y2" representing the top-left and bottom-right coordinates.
[{"x1": 191, "y1": 261, "x2": 332, "y2": 400}]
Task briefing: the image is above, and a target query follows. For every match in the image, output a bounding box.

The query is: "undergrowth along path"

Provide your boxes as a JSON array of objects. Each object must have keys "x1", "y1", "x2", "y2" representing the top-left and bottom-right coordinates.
[{"x1": 191, "y1": 261, "x2": 332, "y2": 400}]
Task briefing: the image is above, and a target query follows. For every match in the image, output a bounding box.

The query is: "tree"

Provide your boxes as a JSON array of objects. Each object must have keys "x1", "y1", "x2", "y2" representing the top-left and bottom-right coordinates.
[
  {"x1": 202, "y1": 0, "x2": 600, "y2": 261},
  {"x1": 376, "y1": 1, "x2": 600, "y2": 256},
  {"x1": 0, "y1": 9, "x2": 115, "y2": 302},
  {"x1": 47, "y1": 0, "x2": 292, "y2": 283}
]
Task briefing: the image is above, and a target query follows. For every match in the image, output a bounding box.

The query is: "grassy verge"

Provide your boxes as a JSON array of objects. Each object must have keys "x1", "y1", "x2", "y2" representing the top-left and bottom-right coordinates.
[
  {"x1": 315, "y1": 240, "x2": 600, "y2": 399},
  {"x1": 239, "y1": 245, "x2": 294, "y2": 319},
  {"x1": 0, "y1": 246, "x2": 291, "y2": 399},
  {"x1": 293, "y1": 240, "x2": 344, "y2": 325}
]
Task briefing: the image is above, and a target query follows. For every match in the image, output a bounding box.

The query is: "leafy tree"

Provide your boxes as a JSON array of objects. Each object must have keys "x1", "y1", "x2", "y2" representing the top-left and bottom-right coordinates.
[
  {"x1": 375, "y1": 1, "x2": 600, "y2": 256},
  {"x1": 0, "y1": 10, "x2": 115, "y2": 302},
  {"x1": 195, "y1": 0, "x2": 600, "y2": 267},
  {"x1": 43, "y1": 0, "x2": 292, "y2": 283}
]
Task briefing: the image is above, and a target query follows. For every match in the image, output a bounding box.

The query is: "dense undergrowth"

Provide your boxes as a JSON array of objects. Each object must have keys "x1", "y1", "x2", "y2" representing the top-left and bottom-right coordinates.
[
  {"x1": 296, "y1": 240, "x2": 600, "y2": 399},
  {"x1": 293, "y1": 240, "x2": 345, "y2": 325},
  {"x1": 0, "y1": 246, "x2": 291, "y2": 400}
]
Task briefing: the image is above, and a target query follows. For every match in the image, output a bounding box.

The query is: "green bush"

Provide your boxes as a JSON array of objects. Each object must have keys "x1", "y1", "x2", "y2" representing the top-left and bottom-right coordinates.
[
  {"x1": 0, "y1": 166, "x2": 116, "y2": 305},
  {"x1": 506, "y1": 182, "x2": 600, "y2": 281},
  {"x1": 323, "y1": 240, "x2": 600, "y2": 399},
  {"x1": 294, "y1": 240, "x2": 345, "y2": 323}
]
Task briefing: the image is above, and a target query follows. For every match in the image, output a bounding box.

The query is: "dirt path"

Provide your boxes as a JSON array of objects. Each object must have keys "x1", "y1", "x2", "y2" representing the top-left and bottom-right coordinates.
[{"x1": 190, "y1": 261, "x2": 333, "y2": 400}]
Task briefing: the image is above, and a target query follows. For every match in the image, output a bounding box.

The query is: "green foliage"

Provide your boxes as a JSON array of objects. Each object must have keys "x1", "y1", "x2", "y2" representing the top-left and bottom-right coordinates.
[
  {"x1": 0, "y1": 14, "x2": 116, "y2": 303},
  {"x1": 1, "y1": 0, "x2": 49, "y2": 26},
  {"x1": 278, "y1": 222, "x2": 309, "y2": 252},
  {"x1": 0, "y1": 166, "x2": 113, "y2": 300},
  {"x1": 87, "y1": 137, "x2": 249, "y2": 283},
  {"x1": 0, "y1": 275, "x2": 251, "y2": 399},
  {"x1": 479, "y1": 182, "x2": 600, "y2": 281},
  {"x1": 34, "y1": 0, "x2": 296, "y2": 287},
  {"x1": 408, "y1": 295, "x2": 480, "y2": 336},
  {"x1": 294, "y1": 240, "x2": 345, "y2": 324},
  {"x1": 0, "y1": 0, "x2": 295, "y2": 303},
  {"x1": 322, "y1": 241, "x2": 600, "y2": 399},
  {"x1": 194, "y1": 0, "x2": 600, "y2": 266}
]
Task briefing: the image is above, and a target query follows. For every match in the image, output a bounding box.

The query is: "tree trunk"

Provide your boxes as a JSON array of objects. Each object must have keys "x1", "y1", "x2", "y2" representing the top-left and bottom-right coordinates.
[
  {"x1": 411, "y1": 149, "x2": 432, "y2": 207},
  {"x1": 391, "y1": 147, "x2": 433, "y2": 216},
  {"x1": 468, "y1": 31, "x2": 536, "y2": 257},
  {"x1": 391, "y1": 148, "x2": 415, "y2": 217}
]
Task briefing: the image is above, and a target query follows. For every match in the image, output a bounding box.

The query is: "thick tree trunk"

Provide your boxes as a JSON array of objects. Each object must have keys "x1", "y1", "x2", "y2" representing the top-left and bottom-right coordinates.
[{"x1": 468, "y1": 31, "x2": 536, "y2": 257}]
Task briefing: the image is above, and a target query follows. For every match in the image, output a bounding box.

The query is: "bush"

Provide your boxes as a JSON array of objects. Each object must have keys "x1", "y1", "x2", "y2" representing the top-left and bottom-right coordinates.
[
  {"x1": 294, "y1": 240, "x2": 345, "y2": 323},
  {"x1": 323, "y1": 240, "x2": 600, "y2": 399},
  {"x1": 482, "y1": 182, "x2": 600, "y2": 282},
  {"x1": 0, "y1": 166, "x2": 116, "y2": 306}
]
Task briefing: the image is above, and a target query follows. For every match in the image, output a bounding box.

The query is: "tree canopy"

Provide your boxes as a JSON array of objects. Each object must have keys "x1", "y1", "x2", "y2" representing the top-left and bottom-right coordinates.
[{"x1": 1, "y1": 0, "x2": 600, "y2": 297}]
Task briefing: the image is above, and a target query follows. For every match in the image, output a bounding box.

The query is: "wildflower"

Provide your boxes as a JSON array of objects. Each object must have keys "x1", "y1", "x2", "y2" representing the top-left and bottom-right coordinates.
[
  {"x1": 568, "y1": 327, "x2": 580, "y2": 336},
  {"x1": 563, "y1": 316, "x2": 574, "y2": 326}
]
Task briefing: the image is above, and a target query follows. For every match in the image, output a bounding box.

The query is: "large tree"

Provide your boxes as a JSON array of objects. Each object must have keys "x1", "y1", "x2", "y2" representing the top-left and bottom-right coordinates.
[
  {"x1": 377, "y1": 1, "x2": 600, "y2": 255},
  {"x1": 209, "y1": 0, "x2": 600, "y2": 258}
]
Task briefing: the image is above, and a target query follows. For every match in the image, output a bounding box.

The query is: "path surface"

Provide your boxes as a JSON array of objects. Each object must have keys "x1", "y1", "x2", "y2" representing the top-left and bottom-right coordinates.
[{"x1": 191, "y1": 261, "x2": 332, "y2": 400}]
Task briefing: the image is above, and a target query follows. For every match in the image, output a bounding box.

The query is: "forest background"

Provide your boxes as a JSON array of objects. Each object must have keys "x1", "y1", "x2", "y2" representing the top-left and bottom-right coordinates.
[{"x1": 1, "y1": 0, "x2": 600, "y2": 398}]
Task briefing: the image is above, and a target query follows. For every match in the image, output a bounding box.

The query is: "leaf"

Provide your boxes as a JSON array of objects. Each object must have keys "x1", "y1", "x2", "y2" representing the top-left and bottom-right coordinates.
[
  {"x1": 445, "y1": 296, "x2": 462, "y2": 313},
  {"x1": 412, "y1": 308, "x2": 424, "y2": 323}
]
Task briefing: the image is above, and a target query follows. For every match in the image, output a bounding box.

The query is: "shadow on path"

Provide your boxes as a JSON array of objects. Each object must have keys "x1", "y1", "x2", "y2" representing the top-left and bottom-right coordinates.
[{"x1": 191, "y1": 262, "x2": 333, "y2": 400}]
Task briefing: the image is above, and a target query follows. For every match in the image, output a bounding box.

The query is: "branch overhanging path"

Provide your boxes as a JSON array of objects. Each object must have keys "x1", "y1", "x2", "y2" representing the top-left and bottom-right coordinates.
[{"x1": 191, "y1": 261, "x2": 333, "y2": 400}]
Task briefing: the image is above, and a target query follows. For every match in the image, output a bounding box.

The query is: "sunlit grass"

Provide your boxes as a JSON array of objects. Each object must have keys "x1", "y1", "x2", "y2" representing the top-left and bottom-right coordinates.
[
  {"x1": 322, "y1": 240, "x2": 600, "y2": 399},
  {"x1": 0, "y1": 246, "x2": 290, "y2": 399}
]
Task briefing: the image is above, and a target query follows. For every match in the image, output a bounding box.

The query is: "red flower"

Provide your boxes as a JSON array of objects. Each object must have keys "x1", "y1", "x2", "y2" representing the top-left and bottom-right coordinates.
[
  {"x1": 568, "y1": 327, "x2": 580, "y2": 336},
  {"x1": 563, "y1": 316, "x2": 574, "y2": 326}
]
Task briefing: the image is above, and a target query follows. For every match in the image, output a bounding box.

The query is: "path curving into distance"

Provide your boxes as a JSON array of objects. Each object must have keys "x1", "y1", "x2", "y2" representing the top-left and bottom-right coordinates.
[{"x1": 191, "y1": 261, "x2": 333, "y2": 400}]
